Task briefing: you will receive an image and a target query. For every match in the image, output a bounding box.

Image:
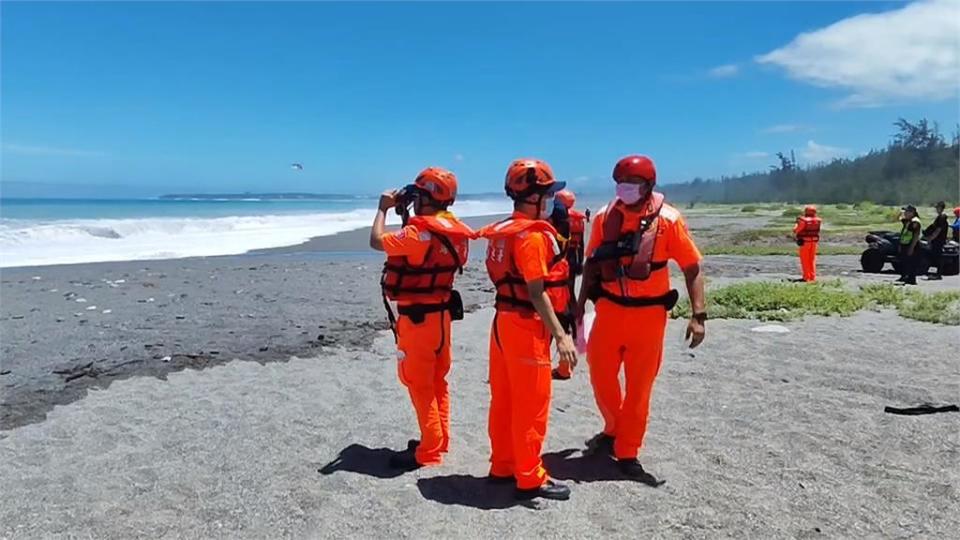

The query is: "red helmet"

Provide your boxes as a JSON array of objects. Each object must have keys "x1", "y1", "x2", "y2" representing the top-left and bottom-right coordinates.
[
  {"x1": 504, "y1": 158, "x2": 565, "y2": 199},
  {"x1": 804, "y1": 205, "x2": 817, "y2": 216},
  {"x1": 954, "y1": 206, "x2": 960, "y2": 218},
  {"x1": 414, "y1": 167, "x2": 457, "y2": 203},
  {"x1": 613, "y1": 155, "x2": 657, "y2": 184},
  {"x1": 556, "y1": 189, "x2": 576, "y2": 209}
]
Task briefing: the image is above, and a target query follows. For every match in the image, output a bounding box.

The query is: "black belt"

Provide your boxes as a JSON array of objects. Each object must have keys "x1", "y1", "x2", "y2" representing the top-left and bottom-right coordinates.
[
  {"x1": 396, "y1": 290, "x2": 464, "y2": 324},
  {"x1": 397, "y1": 301, "x2": 452, "y2": 319},
  {"x1": 596, "y1": 288, "x2": 679, "y2": 310}
]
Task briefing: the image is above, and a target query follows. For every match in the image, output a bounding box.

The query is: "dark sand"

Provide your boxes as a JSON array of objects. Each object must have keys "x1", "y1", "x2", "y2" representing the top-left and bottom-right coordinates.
[{"x1": 2, "y1": 211, "x2": 958, "y2": 538}]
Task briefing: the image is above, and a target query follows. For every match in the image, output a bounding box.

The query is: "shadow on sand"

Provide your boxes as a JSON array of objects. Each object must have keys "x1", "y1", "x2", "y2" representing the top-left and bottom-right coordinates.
[
  {"x1": 318, "y1": 440, "x2": 417, "y2": 479},
  {"x1": 416, "y1": 475, "x2": 540, "y2": 510},
  {"x1": 543, "y1": 448, "x2": 666, "y2": 487}
]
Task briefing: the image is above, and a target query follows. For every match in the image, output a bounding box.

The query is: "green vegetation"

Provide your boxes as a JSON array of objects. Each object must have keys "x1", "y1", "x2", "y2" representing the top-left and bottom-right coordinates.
[
  {"x1": 703, "y1": 245, "x2": 861, "y2": 256},
  {"x1": 769, "y1": 202, "x2": 902, "y2": 229},
  {"x1": 664, "y1": 118, "x2": 959, "y2": 206},
  {"x1": 672, "y1": 280, "x2": 864, "y2": 321},
  {"x1": 672, "y1": 280, "x2": 960, "y2": 325},
  {"x1": 860, "y1": 283, "x2": 960, "y2": 325}
]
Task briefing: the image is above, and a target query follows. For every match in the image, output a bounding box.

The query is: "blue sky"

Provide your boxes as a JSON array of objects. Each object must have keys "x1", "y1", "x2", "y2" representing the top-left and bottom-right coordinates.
[{"x1": 2, "y1": 1, "x2": 958, "y2": 197}]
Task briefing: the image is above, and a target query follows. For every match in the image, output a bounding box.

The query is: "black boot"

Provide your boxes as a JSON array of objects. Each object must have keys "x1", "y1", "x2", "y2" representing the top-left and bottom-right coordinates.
[
  {"x1": 617, "y1": 459, "x2": 665, "y2": 487},
  {"x1": 515, "y1": 479, "x2": 571, "y2": 501},
  {"x1": 584, "y1": 432, "x2": 614, "y2": 456},
  {"x1": 389, "y1": 450, "x2": 422, "y2": 472}
]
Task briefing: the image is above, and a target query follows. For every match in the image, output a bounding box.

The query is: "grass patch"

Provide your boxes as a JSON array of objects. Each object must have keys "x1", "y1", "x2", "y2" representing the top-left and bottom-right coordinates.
[
  {"x1": 672, "y1": 280, "x2": 864, "y2": 322},
  {"x1": 860, "y1": 283, "x2": 960, "y2": 325},
  {"x1": 671, "y1": 280, "x2": 960, "y2": 325},
  {"x1": 703, "y1": 245, "x2": 862, "y2": 256},
  {"x1": 729, "y1": 228, "x2": 792, "y2": 243},
  {"x1": 771, "y1": 203, "x2": 900, "y2": 230},
  {"x1": 900, "y1": 291, "x2": 960, "y2": 325},
  {"x1": 859, "y1": 283, "x2": 906, "y2": 308}
]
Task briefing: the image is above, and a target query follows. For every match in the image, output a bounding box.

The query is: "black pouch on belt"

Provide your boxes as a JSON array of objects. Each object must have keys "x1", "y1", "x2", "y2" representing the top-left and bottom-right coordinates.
[{"x1": 449, "y1": 290, "x2": 464, "y2": 321}]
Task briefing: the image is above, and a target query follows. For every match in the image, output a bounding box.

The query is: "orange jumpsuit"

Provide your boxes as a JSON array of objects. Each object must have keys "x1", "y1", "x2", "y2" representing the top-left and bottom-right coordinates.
[
  {"x1": 382, "y1": 217, "x2": 470, "y2": 466},
  {"x1": 793, "y1": 217, "x2": 821, "y2": 282},
  {"x1": 481, "y1": 212, "x2": 568, "y2": 489},
  {"x1": 586, "y1": 202, "x2": 701, "y2": 460}
]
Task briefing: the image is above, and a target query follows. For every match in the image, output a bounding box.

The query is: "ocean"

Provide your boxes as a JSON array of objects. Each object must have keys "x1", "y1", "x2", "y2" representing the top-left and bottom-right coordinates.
[{"x1": 0, "y1": 197, "x2": 513, "y2": 268}]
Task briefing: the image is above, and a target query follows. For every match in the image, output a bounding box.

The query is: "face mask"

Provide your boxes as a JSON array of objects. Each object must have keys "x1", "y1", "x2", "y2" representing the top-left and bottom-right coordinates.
[
  {"x1": 539, "y1": 196, "x2": 555, "y2": 219},
  {"x1": 616, "y1": 183, "x2": 643, "y2": 205}
]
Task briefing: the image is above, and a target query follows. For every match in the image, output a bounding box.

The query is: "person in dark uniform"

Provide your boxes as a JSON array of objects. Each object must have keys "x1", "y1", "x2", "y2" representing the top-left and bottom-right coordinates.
[{"x1": 923, "y1": 201, "x2": 948, "y2": 280}]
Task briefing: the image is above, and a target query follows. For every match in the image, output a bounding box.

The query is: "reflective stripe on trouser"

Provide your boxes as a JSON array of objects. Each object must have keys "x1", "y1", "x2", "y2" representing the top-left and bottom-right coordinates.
[
  {"x1": 799, "y1": 241, "x2": 817, "y2": 282},
  {"x1": 587, "y1": 300, "x2": 667, "y2": 460},
  {"x1": 396, "y1": 311, "x2": 451, "y2": 466},
  {"x1": 488, "y1": 310, "x2": 552, "y2": 489}
]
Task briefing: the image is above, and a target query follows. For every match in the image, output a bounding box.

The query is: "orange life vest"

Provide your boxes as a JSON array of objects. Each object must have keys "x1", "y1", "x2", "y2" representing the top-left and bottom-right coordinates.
[
  {"x1": 381, "y1": 214, "x2": 473, "y2": 305},
  {"x1": 796, "y1": 216, "x2": 821, "y2": 242},
  {"x1": 588, "y1": 192, "x2": 678, "y2": 309},
  {"x1": 478, "y1": 217, "x2": 571, "y2": 320},
  {"x1": 568, "y1": 209, "x2": 586, "y2": 249}
]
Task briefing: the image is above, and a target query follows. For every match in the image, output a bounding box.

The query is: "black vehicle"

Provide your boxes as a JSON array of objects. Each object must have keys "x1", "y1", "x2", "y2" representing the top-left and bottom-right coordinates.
[{"x1": 860, "y1": 231, "x2": 960, "y2": 275}]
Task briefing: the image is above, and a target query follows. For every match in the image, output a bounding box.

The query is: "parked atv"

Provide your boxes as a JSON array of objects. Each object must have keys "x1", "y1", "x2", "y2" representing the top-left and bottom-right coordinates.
[{"x1": 861, "y1": 231, "x2": 960, "y2": 275}]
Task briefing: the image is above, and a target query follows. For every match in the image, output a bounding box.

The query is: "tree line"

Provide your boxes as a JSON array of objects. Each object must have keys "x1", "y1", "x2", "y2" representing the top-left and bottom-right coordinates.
[{"x1": 663, "y1": 118, "x2": 959, "y2": 206}]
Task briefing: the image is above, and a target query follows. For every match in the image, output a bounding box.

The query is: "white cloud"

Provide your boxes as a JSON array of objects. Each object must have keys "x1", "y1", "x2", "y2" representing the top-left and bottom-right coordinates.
[
  {"x1": 571, "y1": 175, "x2": 591, "y2": 184},
  {"x1": 756, "y1": 0, "x2": 960, "y2": 106},
  {"x1": 761, "y1": 124, "x2": 810, "y2": 134},
  {"x1": 741, "y1": 151, "x2": 770, "y2": 158},
  {"x1": 2, "y1": 143, "x2": 106, "y2": 157},
  {"x1": 454, "y1": 153, "x2": 464, "y2": 162},
  {"x1": 800, "y1": 140, "x2": 850, "y2": 163},
  {"x1": 708, "y1": 64, "x2": 740, "y2": 78}
]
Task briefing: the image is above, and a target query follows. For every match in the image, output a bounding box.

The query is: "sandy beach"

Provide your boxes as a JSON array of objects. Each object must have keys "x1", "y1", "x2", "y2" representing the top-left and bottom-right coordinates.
[{"x1": 2, "y1": 212, "x2": 959, "y2": 538}]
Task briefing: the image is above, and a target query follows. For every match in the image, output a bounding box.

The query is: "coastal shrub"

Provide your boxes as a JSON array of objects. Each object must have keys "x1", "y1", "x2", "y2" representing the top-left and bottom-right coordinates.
[
  {"x1": 672, "y1": 281, "x2": 959, "y2": 325},
  {"x1": 703, "y1": 245, "x2": 861, "y2": 256},
  {"x1": 861, "y1": 283, "x2": 960, "y2": 325},
  {"x1": 672, "y1": 280, "x2": 863, "y2": 321}
]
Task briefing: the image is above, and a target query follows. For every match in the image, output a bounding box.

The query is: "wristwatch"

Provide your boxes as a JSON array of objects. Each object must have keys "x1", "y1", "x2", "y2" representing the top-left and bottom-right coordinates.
[{"x1": 691, "y1": 312, "x2": 708, "y2": 323}]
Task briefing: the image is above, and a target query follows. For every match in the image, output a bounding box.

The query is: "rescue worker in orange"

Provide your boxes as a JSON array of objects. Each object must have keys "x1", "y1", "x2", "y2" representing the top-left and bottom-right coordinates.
[
  {"x1": 552, "y1": 189, "x2": 588, "y2": 380},
  {"x1": 556, "y1": 189, "x2": 588, "y2": 278},
  {"x1": 793, "y1": 205, "x2": 822, "y2": 282},
  {"x1": 478, "y1": 158, "x2": 578, "y2": 501},
  {"x1": 369, "y1": 167, "x2": 475, "y2": 471},
  {"x1": 577, "y1": 155, "x2": 706, "y2": 482}
]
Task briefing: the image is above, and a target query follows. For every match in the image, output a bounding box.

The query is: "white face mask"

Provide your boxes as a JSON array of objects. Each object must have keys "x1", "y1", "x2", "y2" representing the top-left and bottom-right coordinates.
[
  {"x1": 616, "y1": 183, "x2": 643, "y2": 205},
  {"x1": 539, "y1": 195, "x2": 555, "y2": 219}
]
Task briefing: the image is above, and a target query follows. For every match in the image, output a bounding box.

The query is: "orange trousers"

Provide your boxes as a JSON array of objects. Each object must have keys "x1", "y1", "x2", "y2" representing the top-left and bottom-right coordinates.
[
  {"x1": 799, "y1": 241, "x2": 818, "y2": 282},
  {"x1": 396, "y1": 311, "x2": 451, "y2": 466},
  {"x1": 587, "y1": 300, "x2": 666, "y2": 460},
  {"x1": 555, "y1": 359, "x2": 573, "y2": 378},
  {"x1": 488, "y1": 310, "x2": 552, "y2": 489}
]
